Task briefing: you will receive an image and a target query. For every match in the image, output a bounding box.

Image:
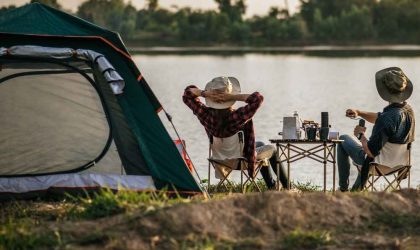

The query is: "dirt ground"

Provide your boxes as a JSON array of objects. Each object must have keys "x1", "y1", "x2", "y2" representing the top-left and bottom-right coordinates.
[{"x1": 51, "y1": 189, "x2": 420, "y2": 249}]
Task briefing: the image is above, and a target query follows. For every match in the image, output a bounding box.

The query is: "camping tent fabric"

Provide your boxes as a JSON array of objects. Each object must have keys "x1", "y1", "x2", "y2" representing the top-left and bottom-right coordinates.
[
  {"x1": 0, "y1": 3, "x2": 202, "y2": 193},
  {"x1": 0, "y1": 67, "x2": 116, "y2": 175},
  {"x1": 1, "y1": 45, "x2": 125, "y2": 94},
  {"x1": 0, "y1": 174, "x2": 156, "y2": 194}
]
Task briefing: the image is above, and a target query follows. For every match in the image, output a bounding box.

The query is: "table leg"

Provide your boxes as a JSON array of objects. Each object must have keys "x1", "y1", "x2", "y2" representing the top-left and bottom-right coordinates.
[
  {"x1": 323, "y1": 141, "x2": 327, "y2": 192},
  {"x1": 287, "y1": 143, "x2": 291, "y2": 190},
  {"x1": 276, "y1": 144, "x2": 280, "y2": 191},
  {"x1": 333, "y1": 144, "x2": 336, "y2": 192}
]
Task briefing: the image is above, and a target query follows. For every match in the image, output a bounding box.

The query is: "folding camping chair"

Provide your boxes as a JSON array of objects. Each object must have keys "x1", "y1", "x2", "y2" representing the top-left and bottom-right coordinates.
[
  {"x1": 207, "y1": 131, "x2": 268, "y2": 193},
  {"x1": 355, "y1": 142, "x2": 412, "y2": 191}
]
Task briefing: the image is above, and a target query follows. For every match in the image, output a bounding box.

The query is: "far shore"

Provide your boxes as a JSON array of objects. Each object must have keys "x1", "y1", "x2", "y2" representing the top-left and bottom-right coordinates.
[{"x1": 128, "y1": 45, "x2": 420, "y2": 55}]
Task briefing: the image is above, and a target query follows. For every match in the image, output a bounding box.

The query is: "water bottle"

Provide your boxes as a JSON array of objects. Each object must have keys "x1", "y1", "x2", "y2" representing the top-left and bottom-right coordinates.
[{"x1": 293, "y1": 111, "x2": 301, "y2": 139}]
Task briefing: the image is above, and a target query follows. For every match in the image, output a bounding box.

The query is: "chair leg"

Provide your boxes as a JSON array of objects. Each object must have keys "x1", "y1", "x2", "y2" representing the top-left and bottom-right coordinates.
[
  {"x1": 243, "y1": 171, "x2": 262, "y2": 193},
  {"x1": 208, "y1": 162, "x2": 211, "y2": 192},
  {"x1": 408, "y1": 167, "x2": 411, "y2": 188},
  {"x1": 216, "y1": 169, "x2": 233, "y2": 192},
  {"x1": 366, "y1": 165, "x2": 412, "y2": 192},
  {"x1": 384, "y1": 174, "x2": 403, "y2": 192},
  {"x1": 241, "y1": 165, "x2": 244, "y2": 193},
  {"x1": 371, "y1": 173, "x2": 374, "y2": 192}
]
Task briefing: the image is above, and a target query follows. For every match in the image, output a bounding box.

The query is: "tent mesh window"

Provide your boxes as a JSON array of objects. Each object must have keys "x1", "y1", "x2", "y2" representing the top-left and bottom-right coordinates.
[{"x1": 0, "y1": 60, "x2": 124, "y2": 176}]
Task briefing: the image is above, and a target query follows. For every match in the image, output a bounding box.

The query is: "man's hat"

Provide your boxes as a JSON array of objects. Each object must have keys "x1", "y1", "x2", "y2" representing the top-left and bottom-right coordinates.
[
  {"x1": 205, "y1": 76, "x2": 241, "y2": 109},
  {"x1": 375, "y1": 67, "x2": 413, "y2": 103}
]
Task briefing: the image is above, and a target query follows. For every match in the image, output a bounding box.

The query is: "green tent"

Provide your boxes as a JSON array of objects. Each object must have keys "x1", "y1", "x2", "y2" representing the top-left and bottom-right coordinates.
[{"x1": 0, "y1": 3, "x2": 202, "y2": 196}]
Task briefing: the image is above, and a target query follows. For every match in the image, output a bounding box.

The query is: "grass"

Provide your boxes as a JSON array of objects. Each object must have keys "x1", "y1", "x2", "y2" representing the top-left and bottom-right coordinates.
[
  {"x1": 281, "y1": 228, "x2": 332, "y2": 249},
  {"x1": 368, "y1": 212, "x2": 420, "y2": 232},
  {"x1": 204, "y1": 178, "x2": 268, "y2": 194},
  {"x1": 1, "y1": 185, "x2": 418, "y2": 249},
  {"x1": 179, "y1": 236, "x2": 266, "y2": 250},
  {"x1": 0, "y1": 218, "x2": 59, "y2": 250},
  {"x1": 67, "y1": 188, "x2": 192, "y2": 219},
  {"x1": 204, "y1": 179, "x2": 322, "y2": 194},
  {"x1": 292, "y1": 181, "x2": 322, "y2": 192},
  {"x1": 0, "y1": 189, "x2": 194, "y2": 249}
]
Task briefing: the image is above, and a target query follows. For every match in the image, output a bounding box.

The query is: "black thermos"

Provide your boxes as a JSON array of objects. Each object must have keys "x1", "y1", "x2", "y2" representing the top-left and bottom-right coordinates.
[
  {"x1": 357, "y1": 119, "x2": 366, "y2": 140},
  {"x1": 321, "y1": 112, "x2": 329, "y2": 128},
  {"x1": 320, "y1": 112, "x2": 329, "y2": 140}
]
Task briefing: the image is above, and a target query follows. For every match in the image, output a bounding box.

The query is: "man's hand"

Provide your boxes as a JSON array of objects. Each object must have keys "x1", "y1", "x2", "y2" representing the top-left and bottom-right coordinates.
[
  {"x1": 346, "y1": 109, "x2": 378, "y2": 124},
  {"x1": 353, "y1": 125, "x2": 366, "y2": 138},
  {"x1": 189, "y1": 87, "x2": 202, "y2": 97},
  {"x1": 346, "y1": 109, "x2": 359, "y2": 118},
  {"x1": 202, "y1": 89, "x2": 228, "y2": 102}
]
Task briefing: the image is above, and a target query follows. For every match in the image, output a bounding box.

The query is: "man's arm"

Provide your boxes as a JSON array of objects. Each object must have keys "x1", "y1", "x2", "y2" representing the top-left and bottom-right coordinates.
[
  {"x1": 182, "y1": 86, "x2": 208, "y2": 117},
  {"x1": 360, "y1": 134, "x2": 374, "y2": 158},
  {"x1": 354, "y1": 125, "x2": 374, "y2": 158},
  {"x1": 203, "y1": 90, "x2": 251, "y2": 103},
  {"x1": 346, "y1": 109, "x2": 378, "y2": 124}
]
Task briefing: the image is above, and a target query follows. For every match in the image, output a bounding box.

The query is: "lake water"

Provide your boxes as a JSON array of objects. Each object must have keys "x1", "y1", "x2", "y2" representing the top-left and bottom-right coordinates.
[{"x1": 134, "y1": 54, "x2": 420, "y2": 189}]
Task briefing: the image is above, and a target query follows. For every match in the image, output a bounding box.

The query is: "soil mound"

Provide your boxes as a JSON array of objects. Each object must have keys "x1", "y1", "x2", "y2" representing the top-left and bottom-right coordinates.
[{"x1": 61, "y1": 189, "x2": 420, "y2": 249}]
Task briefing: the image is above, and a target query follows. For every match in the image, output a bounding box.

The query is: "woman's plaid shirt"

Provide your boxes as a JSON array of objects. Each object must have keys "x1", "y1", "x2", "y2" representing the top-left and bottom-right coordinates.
[{"x1": 183, "y1": 85, "x2": 264, "y2": 177}]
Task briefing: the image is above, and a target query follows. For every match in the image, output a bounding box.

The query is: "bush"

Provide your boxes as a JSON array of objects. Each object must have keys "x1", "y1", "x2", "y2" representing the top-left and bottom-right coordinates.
[{"x1": 282, "y1": 228, "x2": 332, "y2": 249}]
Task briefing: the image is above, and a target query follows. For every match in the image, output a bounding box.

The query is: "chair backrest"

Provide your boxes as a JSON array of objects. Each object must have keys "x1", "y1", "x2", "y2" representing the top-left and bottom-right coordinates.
[
  {"x1": 210, "y1": 131, "x2": 244, "y2": 160},
  {"x1": 374, "y1": 142, "x2": 411, "y2": 167}
]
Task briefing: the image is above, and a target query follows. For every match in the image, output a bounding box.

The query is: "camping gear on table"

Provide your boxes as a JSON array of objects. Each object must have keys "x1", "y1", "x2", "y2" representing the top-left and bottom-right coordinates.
[
  {"x1": 300, "y1": 113, "x2": 338, "y2": 141},
  {"x1": 281, "y1": 111, "x2": 301, "y2": 139},
  {"x1": 302, "y1": 120, "x2": 319, "y2": 140},
  {"x1": 0, "y1": 3, "x2": 203, "y2": 199},
  {"x1": 319, "y1": 112, "x2": 330, "y2": 141}
]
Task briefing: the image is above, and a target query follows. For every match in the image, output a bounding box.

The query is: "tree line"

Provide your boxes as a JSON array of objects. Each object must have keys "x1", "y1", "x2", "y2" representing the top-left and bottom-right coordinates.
[{"x1": 2, "y1": 0, "x2": 420, "y2": 45}]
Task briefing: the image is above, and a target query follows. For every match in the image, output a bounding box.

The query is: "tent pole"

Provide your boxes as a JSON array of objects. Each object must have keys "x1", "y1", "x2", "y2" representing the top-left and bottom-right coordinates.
[{"x1": 163, "y1": 109, "x2": 210, "y2": 197}]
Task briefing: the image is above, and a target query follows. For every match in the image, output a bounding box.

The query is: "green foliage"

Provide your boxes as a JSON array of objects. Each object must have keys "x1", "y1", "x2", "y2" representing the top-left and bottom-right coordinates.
[
  {"x1": 29, "y1": 0, "x2": 61, "y2": 9},
  {"x1": 4, "y1": 0, "x2": 420, "y2": 45},
  {"x1": 282, "y1": 228, "x2": 332, "y2": 249},
  {"x1": 369, "y1": 212, "x2": 420, "y2": 232},
  {"x1": 77, "y1": 0, "x2": 137, "y2": 38},
  {"x1": 206, "y1": 179, "x2": 324, "y2": 194},
  {"x1": 374, "y1": 0, "x2": 420, "y2": 43},
  {"x1": 293, "y1": 181, "x2": 321, "y2": 192},
  {"x1": 206, "y1": 178, "x2": 268, "y2": 193},
  {"x1": 0, "y1": 219, "x2": 59, "y2": 250},
  {"x1": 68, "y1": 188, "x2": 189, "y2": 219},
  {"x1": 312, "y1": 5, "x2": 374, "y2": 41},
  {"x1": 215, "y1": 0, "x2": 246, "y2": 22},
  {"x1": 0, "y1": 5, "x2": 16, "y2": 16}
]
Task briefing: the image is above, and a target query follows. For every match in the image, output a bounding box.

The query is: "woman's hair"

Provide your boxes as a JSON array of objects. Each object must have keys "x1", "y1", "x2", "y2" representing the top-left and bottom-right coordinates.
[{"x1": 209, "y1": 108, "x2": 232, "y2": 133}]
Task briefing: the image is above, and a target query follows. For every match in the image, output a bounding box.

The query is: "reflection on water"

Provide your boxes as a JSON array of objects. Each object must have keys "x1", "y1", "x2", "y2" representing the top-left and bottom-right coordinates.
[{"x1": 134, "y1": 54, "x2": 420, "y2": 188}]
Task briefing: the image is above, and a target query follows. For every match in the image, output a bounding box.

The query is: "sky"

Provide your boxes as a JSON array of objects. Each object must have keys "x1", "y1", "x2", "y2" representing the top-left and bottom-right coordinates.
[{"x1": 0, "y1": 0, "x2": 301, "y2": 17}]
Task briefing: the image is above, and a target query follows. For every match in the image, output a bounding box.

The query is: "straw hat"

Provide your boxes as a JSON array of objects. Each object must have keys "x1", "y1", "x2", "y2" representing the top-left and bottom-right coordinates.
[
  {"x1": 375, "y1": 67, "x2": 413, "y2": 103},
  {"x1": 205, "y1": 76, "x2": 241, "y2": 109}
]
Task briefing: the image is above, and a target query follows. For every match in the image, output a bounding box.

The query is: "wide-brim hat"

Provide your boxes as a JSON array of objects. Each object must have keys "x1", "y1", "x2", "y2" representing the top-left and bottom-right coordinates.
[
  {"x1": 375, "y1": 67, "x2": 413, "y2": 103},
  {"x1": 205, "y1": 76, "x2": 241, "y2": 109}
]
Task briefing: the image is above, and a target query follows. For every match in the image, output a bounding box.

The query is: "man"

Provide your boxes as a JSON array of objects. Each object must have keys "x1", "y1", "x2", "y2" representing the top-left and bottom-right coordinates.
[
  {"x1": 338, "y1": 67, "x2": 415, "y2": 191},
  {"x1": 183, "y1": 76, "x2": 289, "y2": 189}
]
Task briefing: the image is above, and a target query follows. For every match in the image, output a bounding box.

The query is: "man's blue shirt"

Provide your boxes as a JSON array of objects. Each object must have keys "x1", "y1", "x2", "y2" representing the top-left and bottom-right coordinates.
[{"x1": 368, "y1": 102, "x2": 415, "y2": 156}]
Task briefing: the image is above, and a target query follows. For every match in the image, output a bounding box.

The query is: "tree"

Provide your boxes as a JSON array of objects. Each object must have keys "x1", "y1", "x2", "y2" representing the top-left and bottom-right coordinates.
[
  {"x1": 0, "y1": 5, "x2": 16, "y2": 15},
  {"x1": 77, "y1": 0, "x2": 137, "y2": 38},
  {"x1": 300, "y1": 0, "x2": 376, "y2": 30},
  {"x1": 147, "y1": 0, "x2": 158, "y2": 11},
  {"x1": 373, "y1": 0, "x2": 420, "y2": 43},
  {"x1": 215, "y1": 0, "x2": 246, "y2": 22},
  {"x1": 30, "y1": 0, "x2": 61, "y2": 9}
]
